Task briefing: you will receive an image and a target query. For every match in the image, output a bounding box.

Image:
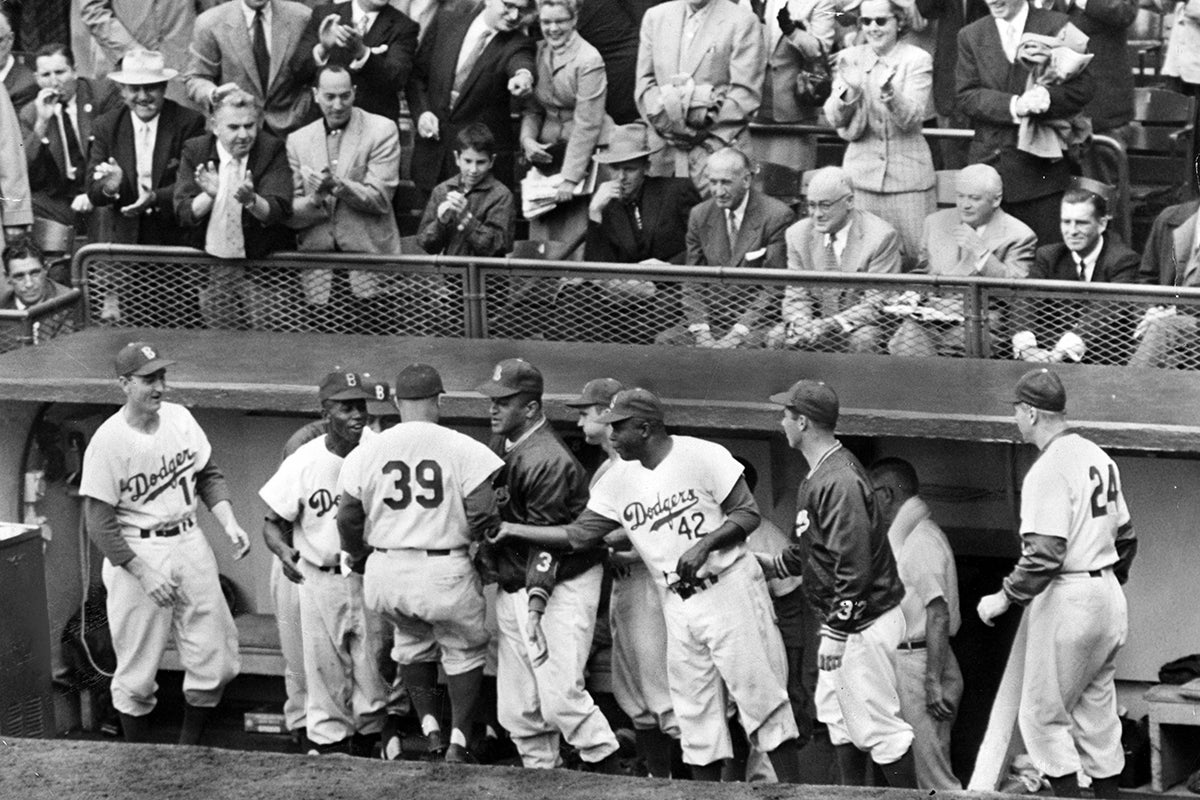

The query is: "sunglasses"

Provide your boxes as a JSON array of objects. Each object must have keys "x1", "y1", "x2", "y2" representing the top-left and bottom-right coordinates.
[{"x1": 858, "y1": 15, "x2": 895, "y2": 25}]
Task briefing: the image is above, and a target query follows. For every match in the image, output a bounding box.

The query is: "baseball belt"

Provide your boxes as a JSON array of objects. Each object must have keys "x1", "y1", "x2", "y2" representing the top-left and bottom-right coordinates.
[
  {"x1": 667, "y1": 573, "x2": 720, "y2": 600},
  {"x1": 373, "y1": 547, "x2": 462, "y2": 557},
  {"x1": 898, "y1": 639, "x2": 928, "y2": 651},
  {"x1": 139, "y1": 517, "x2": 196, "y2": 538}
]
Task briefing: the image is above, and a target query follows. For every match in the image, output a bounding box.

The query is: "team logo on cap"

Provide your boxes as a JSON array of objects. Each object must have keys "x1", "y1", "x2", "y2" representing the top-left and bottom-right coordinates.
[
  {"x1": 141, "y1": 346, "x2": 156, "y2": 360},
  {"x1": 493, "y1": 364, "x2": 503, "y2": 381},
  {"x1": 794, "y1": 509, "x2": 810, "y2": 538}
]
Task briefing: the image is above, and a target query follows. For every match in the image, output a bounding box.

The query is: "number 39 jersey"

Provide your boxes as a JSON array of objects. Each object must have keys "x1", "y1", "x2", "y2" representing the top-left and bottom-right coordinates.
[
  {"x1": 588, "y1": 435, "x2": 745, "y2": 588},
  {"x1": 1020, "y1": 432, "x2": 1131, "y2": 573},
  {"x1": 80, "y1": 402, "x2": 211, "y2": 533},
  {"x1": 339, "y1": 420, "x2": 504, "y2": 550}
]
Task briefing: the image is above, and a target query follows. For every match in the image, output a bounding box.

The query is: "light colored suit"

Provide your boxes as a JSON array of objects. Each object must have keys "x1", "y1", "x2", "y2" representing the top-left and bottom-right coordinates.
[
  {"x1": 287, "y1": 107, "x2": 401, "y2": 304},
  {"x1": 635, "y1": 0, "x2": 764, "y2": 181},
  {"x1": 0, "y1": 83, "x2": 33, "y2": 252},
  {"x1": 185, "y1": 0, "x2": 314, "y2": 135}
]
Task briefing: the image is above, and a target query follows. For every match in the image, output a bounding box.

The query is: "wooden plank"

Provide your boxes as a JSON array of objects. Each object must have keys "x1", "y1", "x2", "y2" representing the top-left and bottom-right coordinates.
[{"x1": 3, "y1": 328, "x2": 1200, "y2": 451}]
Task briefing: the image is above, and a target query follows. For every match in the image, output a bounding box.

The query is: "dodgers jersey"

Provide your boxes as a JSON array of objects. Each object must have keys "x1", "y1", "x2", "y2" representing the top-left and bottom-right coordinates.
[
  {"x1": 259, "y1": 435, "x2": 351, "y2": 567},
  {"x1": 588, "y1": 436, "x2": 745, "y2": 588},
  {"x1": 1020, "y1": 432, "x2": 1130, "y2": 573},
  {"x1": 339, "y1": 420, "x2": 503, "y2": 550},
  {"x1": 80, "y1": 402, "x2": 211, "y2": 533}
]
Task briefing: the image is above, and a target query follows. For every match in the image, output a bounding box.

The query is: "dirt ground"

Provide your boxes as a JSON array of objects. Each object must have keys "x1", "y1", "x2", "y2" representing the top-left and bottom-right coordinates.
[{"x1": 0, "y1": 737, "x2": 1008, "y2": 800}]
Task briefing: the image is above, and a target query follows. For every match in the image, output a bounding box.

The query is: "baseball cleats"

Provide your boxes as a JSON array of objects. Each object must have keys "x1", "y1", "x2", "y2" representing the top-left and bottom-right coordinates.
[
  {"x1": 424, "y1": 729, "x2": 447, "y2": 761},
  {"x1": 444, "y1": 743, "x2": 477, "y2": 764}
]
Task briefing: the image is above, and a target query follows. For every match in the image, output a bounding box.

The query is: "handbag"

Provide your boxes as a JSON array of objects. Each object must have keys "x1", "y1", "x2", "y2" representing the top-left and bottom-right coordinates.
[{"x1": 795, "y1": 44, "x2": 834, "y2": 107}]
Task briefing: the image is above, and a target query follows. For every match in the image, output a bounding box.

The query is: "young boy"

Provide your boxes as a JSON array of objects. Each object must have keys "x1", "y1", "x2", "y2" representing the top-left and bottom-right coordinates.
[{"x1": 416, "y1": 123, "x2": 515, "y2": 256}]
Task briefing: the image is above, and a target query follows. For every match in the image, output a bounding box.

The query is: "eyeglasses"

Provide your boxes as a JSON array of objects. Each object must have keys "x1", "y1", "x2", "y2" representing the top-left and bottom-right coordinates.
[
  {"x1": 499, "y1": 0, "x2": 527, "y2": 15},
  {"x1": 858, "y1": 15, "x2": 895, "y2": 26},
  {"x1": 806, "y1": 194, "x2": 852, "y2": 212}
]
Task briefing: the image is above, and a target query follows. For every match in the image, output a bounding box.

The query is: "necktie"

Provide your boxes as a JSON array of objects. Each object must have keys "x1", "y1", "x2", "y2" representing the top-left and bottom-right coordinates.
[
  {"x1": 632, "y1": 204, "x2": 643, "y2": 233},
  {"x1": 357, "y1": 14, "x2": 371, "y2": 36},
  {"x1": 727, "y1": 209, "x2": 739, "y2": 250},
  {"x1": 61, "y1": 105, "x2": 83, "y2": 181},
  {"x1": 206, "y1": 158, "x2": 247, "y2": 259},
  {"x1": 1073, "y1": 253, "x2": 1085, "y2": 280},
  {"x1": 452, "y1": 29, "x2": 492, "y2": 106},
  {"x1": 820, "y1": 232, "x2": 840, "y2": 317},
  {"x1": 136, "y1": 123, "x2": 153, "y2": 194},
  {"x1": 253, "y1": 10, "x2": 270, "y2": 92}
]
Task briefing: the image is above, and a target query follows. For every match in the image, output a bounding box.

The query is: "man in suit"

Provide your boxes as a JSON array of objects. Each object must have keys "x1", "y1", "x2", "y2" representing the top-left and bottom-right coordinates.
[
  {"x1": 888, "y1": 163, "x2": 1035, "y2": 356},
  {"x1": 1126, "y1": 191, "x2": 1200, "y2": 368},
  {"x1": 0, "y1": 12, "x2": 35, "y2": 110},
  {"x1": 185, "y1": 0, "x2": 314, "y2": 137},
  {"x1": 174, "y1": 87, "x2": 294, "y2": 330},
  {"x1": 19, "y1": 43, "x2": 122, "y2": 229},
  {"x1": 769, "y1": 165, "x2": 902, "y2": 353},
  {"x1": 915, "y1": 0, "x2": 988, "y2": 167},
  {"x1": 1012, "y1": 184, "x2": 1138, "y2": 365},
  {"x1": 656, "y1": 148, "x2": 792, "y2": 348},
  {"x1": 76, "y1": 0, "x2": 222, "y2": 110},
  {"x1": 290, "y1": 0, "x2": 419, "y2": 122},
  {"x1": 0, "y1": 81, "x2": 32, "y2": 252},
  {"x1": 635, "y1": 0, "x2": 765, "y2": 191},
  {"x1": 407, "y1": 0, "x2": 536, "y2": 201},
  {"x1": 287, "y1": 64, "x2": 400, "y2": 330},
  {"x1": 956, "y1": 0, "x2": 1093, "y2": 245},
  {"x1": 1, "y1": 237, "x2": 74, "y2": 347}
]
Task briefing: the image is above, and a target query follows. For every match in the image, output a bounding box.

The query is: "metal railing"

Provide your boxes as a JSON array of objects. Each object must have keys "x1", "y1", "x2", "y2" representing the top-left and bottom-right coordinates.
[
  {"x1": 0, "y1": 288, "x2": 83, "y2": 353},
  {"x1": 72, "y1": 244, "x2": 1200, "y2": 370}
]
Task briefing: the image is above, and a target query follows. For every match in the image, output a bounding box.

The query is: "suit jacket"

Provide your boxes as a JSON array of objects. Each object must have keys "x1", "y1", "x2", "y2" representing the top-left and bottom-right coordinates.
[
  {"x1": 85, "y1": 101, "x2": 207, "y2": 245},
  {"x1": 19, "y1": 77, "x2": 123, "y2": 220},
  {"x1": 918, "y1": 207, "x2": 1035, "y2": 278},
  {"x1": 521, "y1": 33, "x2": 612, "y2": 185},
  {"x1": 782, "y1": 207, "x2": 902, "y2": 330},
  {"x1": 635, "y1": 0, "x2": 765, "y2": 148},
  {"x1": 576, "y1": 0, "x2": 644, "y2": 124},
  {"x1": 291, "y1": 1, "x2": 420, "y2": 121},
  {"x1": 406, "y1": 0, "x2": 535, "y2": 194},
  {"x1": 915, "y1": 0, "x2": 988, "y2": 117},
  {"x1": 1136, "y1": 200, "x2": 1200, "y2": 288},
  {"x1": 824, "y1": 42, "x2": 935, "y2": 193},
  {"x1": 76, "y1": 0, "x2": 222, "y2": 109},
  {"x1": 584, "y1": 176, "x2": 699, "y2": 263},
  {"x1": 287, "y1": 107, "x2": 401, "y2": 254},
  {"x1": 956, "y1": 6, "x2": 1094, "y2": 202},
  {"x1": 173, "y1": 131, "x2": 295, "y2": 258},
  {"x1": 0, "y1": 279, "x2": 75, "y2": 346},
  {"x1": 683, "y1": 189, "x2": 793, "y2": 330},
  {"x1": 0, "y1": 82, "x2": 33, "y2": 249},
  {"x1": 756, "y1": 0, "x2": 837, "y2": 124},
  {"x1": 185, "y1": 0, "x2": 314, "y2": 135},
  {"x1": 3, "y1": 59, "x2": 37, "y2": 111},
  {"x1": 1064, "y1": 0, "x2": 1135, "y2": 132}
]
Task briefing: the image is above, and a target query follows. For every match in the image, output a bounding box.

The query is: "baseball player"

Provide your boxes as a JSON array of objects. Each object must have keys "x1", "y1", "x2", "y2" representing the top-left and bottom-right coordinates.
[
  {"x1": 762, "y1": 379, "x2": 917, "y2": 788},
  {"x1": 260, "y1": 370, "x2": 389, "y2": 757},
  {"x1": 338, "y1": 364, "x2": 505, "y2": 763},
  {"x1": 80, "y1": 341, "x2": 251, "y2": 745},
  {"x1": 566, "y1": 378, "x2": 681, "y2": 778},
  {"x1": 474, "y1": 358, "x2": 622, "y2": 772},
  {"x1": 977, "y1": 369, "x2": 1137, "y2": 799},
  {"x1": 495, "y1": 388, "x2": 803, "y2": 782},
  {"x1": 869, "y1": 457, "x2": 963, "y2": 790}
]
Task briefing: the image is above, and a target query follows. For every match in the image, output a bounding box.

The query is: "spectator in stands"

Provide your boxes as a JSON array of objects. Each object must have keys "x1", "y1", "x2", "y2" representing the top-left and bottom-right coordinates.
[
  {"x1": 287, "y1": 64, "x2": 401, "y2": 330},
  {"x1": 0, "y1": 82, "x2": 33, "y2": 251},
  {"x1": 416, "y1": 122, "x2": 515, "y2": 257},
  {"x1": 634, "y1": 0, "x2": 765, "y2": 191},
  {"x1": 1161, "y1": 0, "x2": 1200, "y2": 163},
  {"x1": 520, "y1": 0, "x2": 613, "y2": 252},
  {"x1": 748, "y1": 0, "x2": 836, "y2": 172},
  {"x1": 1127, "y1": 177, "x2": 1200, "y2": 368},
  {"x1": 887, "y1": 163, "x2": 1035, "y2": 356},
  {"x1": 767, "y1": 165, "x2": 901, "y2": 353},
  {"x1": 575, "y1": 0, "x2": 651, "y2": 125},
  {"x1": 290, "y1": 0, "x2": 419, "y2": 122},
  {"x1": 824, "y1": 0, "x2": 935, "y2": 266},
  {"x1": 19, "y1": 43, "x2": 121, "y2": 229},
  {"x1": 406, "y1": 0, "x2": 536, "y2": 202},
  {"x1": 956, "y1": 0, "x2": 1093, "y2": 246},
  {"x1": 75, "y1": 0, "x2": 215, "y2": 110},
  {"x1": 1, "y1": 237, "x2": 74, "y2": 344},
  {"x1": 185, "y1": 0, "x2": 314, "y2": 137},
  {"x1": 869, "y1": 457, "x2": 962, "y2": 792},
  {"x1": 1012, "y1": 183, "x2": 1139, "y2": 365},
  {"x1": 656, "y1": 148, "x2": 793, "y2": 348},
  {"x1": 174, "y1": 86, "x2": 294, "y2": 329},
  {"x1": 0, "y1": 11, "x2": 35, "y2": 110},
  {"x1": 914, "y1": 0, "x2": 987, "y2": 168}
]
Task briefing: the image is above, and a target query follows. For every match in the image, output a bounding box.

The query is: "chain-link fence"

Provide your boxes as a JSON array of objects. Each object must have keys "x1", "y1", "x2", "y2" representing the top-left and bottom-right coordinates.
[
  {"x1": 0, "y1": 289, "x2": 82, "y2": 353},
  {"x1": 74, "y1": 246, "x2": 1200, "y2": 370}
]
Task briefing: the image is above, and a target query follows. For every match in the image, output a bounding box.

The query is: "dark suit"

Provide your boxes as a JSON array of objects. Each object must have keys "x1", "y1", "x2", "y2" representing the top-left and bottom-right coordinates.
[
  {"x1": 576, "y1": 0, "x2": 643, "y2": 124},
  {"x1": 1017, "y1": 236, "x2": 1139, "y2": 363},
  {"x1": 406, "y1": 0, "x2": 534, "y2": 195},
  {"x1": 291, "y1": 2, "x2": 419, "y2": 121},
  {"x1": 956, "y1": 6, "x2": 1094, "y2": 243},
  {"x1": 915, "y1": 0, "x2": 988, "y2": 119},
  {"x1": 18, "y1": 76, "x2": 122, "y2": 225},
  {"x1": 3, "y1": 58, "x2": 37, "y2": 110},
  {"x1": 583, "y1": 176, "x2": 698, "y2": 264},
  {"x1": 86, "y1": 101, "x2": 206, "y2": 245},
  {"x1": 0, "y1": 278, "x2": 75, "y2": 349},
  {"x1": 1063, "y1": 0, "x2": 1135, "y2": 134}
]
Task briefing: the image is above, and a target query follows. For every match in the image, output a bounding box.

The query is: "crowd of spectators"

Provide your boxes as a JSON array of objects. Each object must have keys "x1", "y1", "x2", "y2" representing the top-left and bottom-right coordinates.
[{"x1": 0, "y1": 0, "x2": 1198, "y2": 367}]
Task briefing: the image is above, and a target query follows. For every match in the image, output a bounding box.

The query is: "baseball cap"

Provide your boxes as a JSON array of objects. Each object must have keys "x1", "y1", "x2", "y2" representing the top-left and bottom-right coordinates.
[
  {"x1": 476, "y1": 358, "x2": 543, "y2": 398},
  {"x1": 565, "y1": 377, "x2": 625, "y2": 408},
  {"x1": 318, "y1": 370, "x2": 374, "y2": 403},
  {"x1": 768, "y1": 379, "x2": 840, "y2": 428},
  {"x1": 362, "y1": 378, "x2": 395, "y2": 416},
  {"x1": 1013, "y1": 368, "x2": 1066, "y2": 412},
  {"x1": 115, "y1": 341, "x2": 175, "y2": 377},
  {"x1": 394, "y1": 363, "x2": 444, "y2": 400},
  {"x1": 595, "y1": 387, "x2": 665, "y2": 424}
]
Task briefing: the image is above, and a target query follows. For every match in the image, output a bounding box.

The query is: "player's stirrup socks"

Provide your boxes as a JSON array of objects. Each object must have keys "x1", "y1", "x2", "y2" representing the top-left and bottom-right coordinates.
[
  {"x1": 119, "y1": 712, "x2": 151, "y2": 743},
  {"x1": 834, "y1": 743, "x2": 869, "y2": 786},
  {"x1": 1047, "y1": 773, "x2": 1083, "y2": 798},
  {"x1": 635, "y1": 727, "x2": 674, "y2": 778},
  {"x1": 1090, "y1": 776, "x2": 1121, "y2": 799},
  {"x1": 178, "y1": 704, "x2": 213, "y2": 745},
  {"x1": 877, "y1": 748, "x2": 918, "y2": 789},
  {"x1": 767, "y1": 738, "x2": 803, "y2": 783}
]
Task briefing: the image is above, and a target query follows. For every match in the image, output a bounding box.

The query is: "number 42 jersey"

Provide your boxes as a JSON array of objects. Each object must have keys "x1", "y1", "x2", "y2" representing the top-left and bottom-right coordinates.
[{"x1": 339, "y1": 420, "x2": 504, "y2": 550}]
